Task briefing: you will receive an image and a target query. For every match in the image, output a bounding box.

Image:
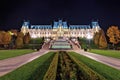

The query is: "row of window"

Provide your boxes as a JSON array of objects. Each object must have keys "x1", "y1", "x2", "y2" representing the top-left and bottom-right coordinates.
[{"x1": 29, "y1": 32, "x2": 93, "y2": 35}]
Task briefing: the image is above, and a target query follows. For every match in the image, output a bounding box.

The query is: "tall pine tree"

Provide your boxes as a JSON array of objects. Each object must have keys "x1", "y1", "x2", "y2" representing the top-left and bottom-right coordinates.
[
  {"x1": 99, "y1": 30, "x2": 107, "y2": 48},
  {"x1": 93, "y1": 29, "x2": 107, "y2": 49}
]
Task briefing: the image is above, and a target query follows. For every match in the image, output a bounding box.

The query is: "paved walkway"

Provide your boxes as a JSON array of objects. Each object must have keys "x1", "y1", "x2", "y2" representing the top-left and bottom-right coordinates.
[
  {"x1": 74, "y1": 50, "x2": 120, "y2": 70},
  {"x1": 0, "y1": 43, "x2": 50, "y2": 77},
  {"x1": 70, "y1": 40, "x2": 120, "y2": 70},
  {"x1": 69, "y1": 40, "x2": 80, "y2": 50}
]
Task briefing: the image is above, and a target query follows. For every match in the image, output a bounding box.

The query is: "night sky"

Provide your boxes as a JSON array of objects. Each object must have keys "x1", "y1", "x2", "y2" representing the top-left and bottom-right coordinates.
[{"x1": 0, "y1": 0, "x2": 120, "y2": 31}]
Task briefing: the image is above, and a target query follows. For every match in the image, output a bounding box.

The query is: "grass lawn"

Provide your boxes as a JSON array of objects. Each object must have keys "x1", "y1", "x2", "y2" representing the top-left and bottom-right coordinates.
[
  {"x1": 89, "y1": 49, "x2": 120, "y2": 59},
  {"x1": 0, "y1": 52, "x2": 55, "y2": 80},
  {"x1": 69, "y1": 52, "x2": 120, "y2": 80},
  {"x1": 0, "y1": 49, "x2": 35, "y2": 60}
]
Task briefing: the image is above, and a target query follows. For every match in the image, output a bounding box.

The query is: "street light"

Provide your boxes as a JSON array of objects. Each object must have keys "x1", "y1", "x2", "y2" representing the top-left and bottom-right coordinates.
[
  {"x1": 32, "y1": 34, "x2": 37, "y2": 50},
  {"x1": 87, "y1": 33, "x2": 93, "y2": 50}
]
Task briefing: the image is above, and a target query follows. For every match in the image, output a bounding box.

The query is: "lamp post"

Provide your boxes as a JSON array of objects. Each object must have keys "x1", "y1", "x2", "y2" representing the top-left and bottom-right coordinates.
[
  {"x1": 87, "y1": 33, "x2": 92, "y2": 50},
  {"x1": 32, "y1": 34, "x2": 37, "y2": 50}
]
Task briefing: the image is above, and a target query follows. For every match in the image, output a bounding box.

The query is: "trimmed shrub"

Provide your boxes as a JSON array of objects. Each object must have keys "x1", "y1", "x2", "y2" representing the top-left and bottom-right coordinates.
[
  {"x1": 43, "y1": 52, "x2": 58, "y2": 80},
  {"x1": 68, "y1": 52, "x2": 107, "y2": 80}
]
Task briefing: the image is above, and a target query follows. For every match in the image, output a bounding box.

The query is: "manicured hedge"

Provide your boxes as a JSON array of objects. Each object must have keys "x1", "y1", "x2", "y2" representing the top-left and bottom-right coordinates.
[
  {"x1": 68, "y1": 53, "x2": 106, "y2": 80},
  {"x1": 43, "y1": 52, "x2": 58, "y2": 80},
  {"x1": 69, "y1": 52, "x2": 120, "y2": 80},
  {"x1": 56, "y1": 51, "x2": 87, "y2": 80},
  {"x1": 30, "y1": 38, "x2": 44, "y2": 44}
]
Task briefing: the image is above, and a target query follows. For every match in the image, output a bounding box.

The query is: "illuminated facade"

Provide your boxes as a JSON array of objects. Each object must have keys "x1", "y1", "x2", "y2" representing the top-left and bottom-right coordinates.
[{"x1": 21, "y1": 19, "x2": 100, "y2": 39}]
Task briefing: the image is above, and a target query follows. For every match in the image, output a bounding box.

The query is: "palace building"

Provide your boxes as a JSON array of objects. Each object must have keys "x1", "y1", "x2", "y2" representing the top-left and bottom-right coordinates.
[{"x1": 21, "y1": 19, "x2": 101, "y2": 39}]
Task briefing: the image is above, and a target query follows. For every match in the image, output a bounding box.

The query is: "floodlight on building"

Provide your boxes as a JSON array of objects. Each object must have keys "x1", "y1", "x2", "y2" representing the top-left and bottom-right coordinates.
[
  {"x1": 87, "y1": 33, "x2": 93, "y2": 50},
  {"x1": 32, "y1": 34, "x2": 37, "y2": 38},
  {"x1": 87, "y1": 34, "x2": 93, "y2": 39}
]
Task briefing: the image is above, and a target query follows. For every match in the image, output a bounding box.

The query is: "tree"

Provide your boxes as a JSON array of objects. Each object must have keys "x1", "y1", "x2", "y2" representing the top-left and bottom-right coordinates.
[
  {"x1": 0, "y1": 31, "x2": 12, "y2": 48},
  {"x1": 15, "y1": 32, "x2": 24, "y2": 48},
  {"x1": 10, "y1": 29, "x2": 18, "y2": 36},
  {"x1": 93, "y1": 29, "x2": 107, "y2": 49},
  {"x1": 17, "y1": 32, "x2": 24, "y2": 38},
  {"x1": 23, "y1": 33, "x2": 31, "y2": 44},
  {"x1": 15, "y1": 37, "x2": 23, "y2": 48},
  {"x1": 9, "y1": 34, "x2": 17, "y2": 49},
  {"x1": 99, "y1": 30, "x2": 107, "y2": 48},
  {"x1": 78, "y1": 37, "x2": 87, "y2": 49},
  {"x1": 2, "y1": 32, "x2": 12, "y2": 45},
  {"x1": 0, "y1": 31, "x2": 3, "y2": 44},
  {"x1": 0, "y1": 31, "x2": 5, "y2": 45},
  {"x1": 93, "y1": 32, "x2": 100, "y2": 46},
  {"x1": 107, "y1": 26, "x2": 120, "y2": 48}
]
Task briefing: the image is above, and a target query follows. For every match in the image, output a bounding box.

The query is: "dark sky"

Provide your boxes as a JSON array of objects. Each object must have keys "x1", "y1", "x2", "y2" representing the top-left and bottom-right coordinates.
[{"x1": 0, "y1": 0, "x2": 120, "y2": 31}]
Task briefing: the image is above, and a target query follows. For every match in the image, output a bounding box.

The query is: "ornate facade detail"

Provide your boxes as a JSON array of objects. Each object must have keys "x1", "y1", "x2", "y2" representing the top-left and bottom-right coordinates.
[{"x1": 21, "y1": 19, "x2": 100, "y2": 39}]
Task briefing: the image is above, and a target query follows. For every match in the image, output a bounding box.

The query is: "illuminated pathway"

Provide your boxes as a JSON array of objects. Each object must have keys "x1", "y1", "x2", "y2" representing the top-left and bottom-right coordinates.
[
  {"x1": 74, "y1": 50, "x2": 120, "y2": 70},
  {"x1": 0, "y1": 43, "x2": 49, "y2": 77},
  {"x1": 69, "y1": 40, "x2": 120, "y2": 70}
]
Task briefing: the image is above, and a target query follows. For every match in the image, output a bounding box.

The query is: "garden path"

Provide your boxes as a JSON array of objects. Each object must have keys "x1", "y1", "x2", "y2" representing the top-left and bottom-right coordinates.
[
  {"x1": 0, "y1": 43, "x2": 50, "y2": 77},
  {"x1": 69, "y1": 40, "x2": 120, "y2": 70},
  {"x1": 75, "y1": 50, "x2": 120, "y2": 70}
]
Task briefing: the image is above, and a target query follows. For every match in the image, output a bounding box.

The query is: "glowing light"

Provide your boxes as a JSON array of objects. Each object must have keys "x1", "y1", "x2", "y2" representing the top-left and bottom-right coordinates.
[
  {"x1": 87, "y1": 33, "x2": 93, "y2": 39},
  {"x1": 32, "y1": 34, "x2": 37, "y2": 38}
]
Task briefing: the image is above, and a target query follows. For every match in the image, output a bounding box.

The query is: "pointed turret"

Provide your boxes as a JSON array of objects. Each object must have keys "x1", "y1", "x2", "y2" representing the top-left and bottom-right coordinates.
[
  {"x1": 91, "y1": 21, "x2": 101, "y2": 32},
  {"x1": 21, "y1": 20, "x2": 30, "y2": 35}
]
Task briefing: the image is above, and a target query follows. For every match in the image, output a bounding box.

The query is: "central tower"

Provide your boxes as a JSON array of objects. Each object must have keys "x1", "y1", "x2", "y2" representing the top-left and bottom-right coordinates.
[{"x1": 52, "y1": 19, "x2": 69, "y2": 39}]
